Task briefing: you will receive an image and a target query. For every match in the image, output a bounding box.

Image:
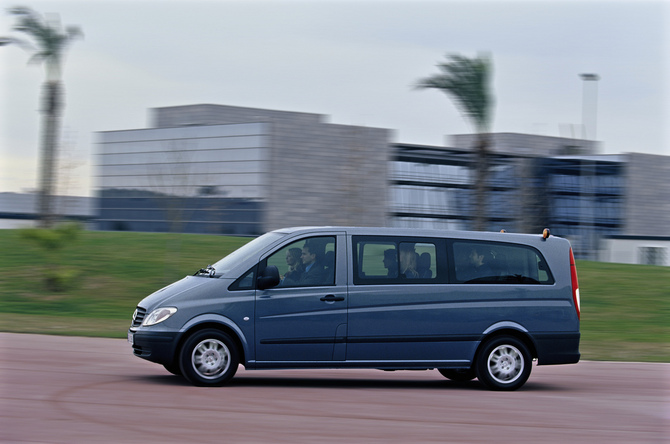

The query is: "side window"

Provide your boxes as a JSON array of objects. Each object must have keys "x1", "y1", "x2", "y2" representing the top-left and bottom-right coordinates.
[
  {"x1": 452, "y1": 241, "x2": 554, "y2": 284},
  {"x1": 358, "y1": 241, "x2": 397, "y2": 278},
  {"x1": 353, "y1": 236, "x2": 439, "y2": 284},
  {"x1": 265, "y1": 236, "x2": 336, "y2": 287},
  {"x1": 400, "y1": 242, "x2": 436, "y2": 279},
  {"x1": 229, "y1": 266, "x2": 256, "y2": 291}
]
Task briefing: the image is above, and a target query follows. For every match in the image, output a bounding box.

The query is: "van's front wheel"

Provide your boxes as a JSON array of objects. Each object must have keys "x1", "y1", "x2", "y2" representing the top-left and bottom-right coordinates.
[
  {"x1": 180, "y1": 329, "x2": 239, "y2": 386},
  {"x1": 475, "y1": 336, "x2": 531, "y2": 391}
]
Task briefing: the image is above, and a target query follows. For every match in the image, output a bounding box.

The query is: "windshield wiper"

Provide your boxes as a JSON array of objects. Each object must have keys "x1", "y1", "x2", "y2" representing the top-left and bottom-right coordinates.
[{"x1": 194, "y1": 265, "x2": 216, "y2": 278}]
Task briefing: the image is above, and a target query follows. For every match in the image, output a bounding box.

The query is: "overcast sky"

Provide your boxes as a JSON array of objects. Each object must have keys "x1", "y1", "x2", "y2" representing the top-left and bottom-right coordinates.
[{"x1": 1, "y1": 0, "x2": 668, "y2": 197}]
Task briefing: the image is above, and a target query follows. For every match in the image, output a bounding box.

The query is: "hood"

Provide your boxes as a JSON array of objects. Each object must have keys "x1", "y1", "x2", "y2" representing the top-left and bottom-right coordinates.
[{"x1": 138, "y1": 275, "x2": 220, "y2": 309}]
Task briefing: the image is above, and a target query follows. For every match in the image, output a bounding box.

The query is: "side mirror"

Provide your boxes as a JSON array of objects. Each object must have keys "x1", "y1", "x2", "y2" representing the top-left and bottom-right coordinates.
[{"x1": 257, "y1": 265, "x2": 280, "y2": 290}]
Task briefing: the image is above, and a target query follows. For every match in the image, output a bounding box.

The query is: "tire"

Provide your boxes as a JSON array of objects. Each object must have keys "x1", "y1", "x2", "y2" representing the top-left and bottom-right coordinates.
[
  {"x1": 179, "y1": 329, "x2": 239, "y2": 386},
  {"x1": 475, "y1": 336, "x2": 532, "y2": 391},
  {"x1": 437, "y1": 368, "x2": 476, "y2": 382}
]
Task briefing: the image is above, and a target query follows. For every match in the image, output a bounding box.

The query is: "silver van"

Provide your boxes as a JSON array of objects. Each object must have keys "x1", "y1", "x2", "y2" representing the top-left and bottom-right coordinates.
[{"x1": 128, "y1": 227, "x2": 581, "y2": 390}]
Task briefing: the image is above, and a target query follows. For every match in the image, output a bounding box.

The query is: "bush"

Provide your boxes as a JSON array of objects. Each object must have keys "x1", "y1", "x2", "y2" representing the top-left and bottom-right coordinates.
[{"x1": 19, "y1": 222, "x2": 82, "y2": 291}]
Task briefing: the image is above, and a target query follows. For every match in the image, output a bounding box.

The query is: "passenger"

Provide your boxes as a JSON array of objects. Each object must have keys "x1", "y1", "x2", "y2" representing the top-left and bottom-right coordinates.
[
  {"x1": 417, "y1": 252, "x2": 432, "y2": 278},
  {"x1": 298, "y1": 241, "x2": 327, "y2": 286},
  {"x1": 461, "y1": 246, "x2": 494, "y2": 281},
  {"x1": 399, "y1": 243, "x2": 419, "y2": 278},
  {"x1": 283, "y1": 240, "x2": 327, "y2": 286},
  {"x1": 283, "y1": 247, "x2": 304, "y2": 282},
  {"x1": 383, "y1": 249, "x2": 398, "y2": 278}
]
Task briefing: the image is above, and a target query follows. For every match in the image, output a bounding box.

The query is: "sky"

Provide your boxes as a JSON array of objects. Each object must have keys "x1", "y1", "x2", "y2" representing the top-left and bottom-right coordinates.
[{"x1": 1, "y1": 0, "x2": 668, "y2": 197}]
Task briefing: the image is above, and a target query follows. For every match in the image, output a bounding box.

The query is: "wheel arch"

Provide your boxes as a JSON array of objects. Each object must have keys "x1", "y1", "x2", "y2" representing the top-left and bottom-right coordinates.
[
  {"x1": 177, "y1": 315, "x2": 249, "y2": 366},
  {"x1": 478, "y1": 323, "x2": 538, "y2": 361}
]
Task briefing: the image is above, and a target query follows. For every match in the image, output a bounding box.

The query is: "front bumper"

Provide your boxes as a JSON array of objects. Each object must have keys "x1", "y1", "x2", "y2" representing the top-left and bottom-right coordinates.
[{"x1": 129, "y1": 329, "x2": 181, "y2": 366}]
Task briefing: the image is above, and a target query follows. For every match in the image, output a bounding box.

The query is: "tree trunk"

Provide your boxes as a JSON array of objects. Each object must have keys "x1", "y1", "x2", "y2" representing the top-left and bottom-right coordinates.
[
  {"x1": 37, "y1": 81, "x2": 62, "y2": 228},
  {"x1": 473, "y1": 134, "x2": 489, "y2": 232}
]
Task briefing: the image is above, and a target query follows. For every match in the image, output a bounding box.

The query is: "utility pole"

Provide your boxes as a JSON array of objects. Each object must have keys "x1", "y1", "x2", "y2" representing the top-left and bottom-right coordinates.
[
  {"x1": 579, "y1": 73, "x2": 600, "y2": 260},
  {"x1": 580, "y1": 73, "x2": 600, "y2": 141}
]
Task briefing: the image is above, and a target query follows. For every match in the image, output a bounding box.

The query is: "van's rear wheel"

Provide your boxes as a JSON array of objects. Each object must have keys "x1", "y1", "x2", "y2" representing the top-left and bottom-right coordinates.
[
  {"x1": 437, "y1": 368, "x2": 476, "y2": 381},
  {"x1": 180, "y1": 329, "x2": 239, "y2": 386},
  {"x1": 475, "y1": 336, "x2": 531, "y2": 391}
]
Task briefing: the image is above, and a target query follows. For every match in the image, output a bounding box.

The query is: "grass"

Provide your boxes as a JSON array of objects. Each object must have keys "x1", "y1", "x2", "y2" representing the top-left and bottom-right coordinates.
[
  {"x1": 0, "y1": 229, "x2": 249, "y2": 335},
  {"x1": 1, "y1": 229, "x2": 668, "y2": 362},
  {"x1": 575, "y1": 261, "x2": 669, "y2": 362}
]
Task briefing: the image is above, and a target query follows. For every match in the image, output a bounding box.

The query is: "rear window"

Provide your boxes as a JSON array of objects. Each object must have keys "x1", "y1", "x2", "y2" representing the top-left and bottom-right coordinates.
[{"x1": 452, "y1": 240, "x2": 554, "y2": 284}]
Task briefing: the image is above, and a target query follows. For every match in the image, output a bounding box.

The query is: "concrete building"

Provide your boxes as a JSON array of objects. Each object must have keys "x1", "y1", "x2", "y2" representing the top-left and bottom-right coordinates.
[
  {"x1": 450, "y1": 132, "x2": 599, "y2": 157},
  {"x1": 599, "y1": 235, "x2": 670, "y2": 266},
  {"x1": 391, "y1": 134, "x2": 670, "y2": 260},
  {"x1": 96, "y1": 104, "x2": 390, "y2": 235},
  {"x1": 623, "y1": 153, "x2": 670, "y2": 236},
  {"x1": 0, "y1": 192, "x2": 94, "y2": 229},
  {"x1": 94, "y1": 104, "x2": 669, "y2": 264}
]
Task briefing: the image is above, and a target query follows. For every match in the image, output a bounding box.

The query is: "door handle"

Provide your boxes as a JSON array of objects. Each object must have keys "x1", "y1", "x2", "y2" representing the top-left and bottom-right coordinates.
[{"x1": 320, "y1": 294, "x2": 345, "y2": 302}]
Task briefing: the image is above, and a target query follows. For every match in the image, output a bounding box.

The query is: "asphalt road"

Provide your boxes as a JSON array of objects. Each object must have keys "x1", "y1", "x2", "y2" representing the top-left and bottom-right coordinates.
[{"x1": 1, "y1": 333, "x2": 668, "y2": 443}]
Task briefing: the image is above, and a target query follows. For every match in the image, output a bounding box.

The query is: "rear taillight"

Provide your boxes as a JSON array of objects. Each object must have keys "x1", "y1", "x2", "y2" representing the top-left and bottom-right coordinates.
[{"x1": 569, "y1": 248, "x2": 581, "y2": 320}]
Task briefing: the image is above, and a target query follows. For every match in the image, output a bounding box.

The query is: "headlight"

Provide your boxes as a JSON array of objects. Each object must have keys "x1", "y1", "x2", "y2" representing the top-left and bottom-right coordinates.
[{"x1": 142, "y1": 307, "x2": 177, "y2": 326}]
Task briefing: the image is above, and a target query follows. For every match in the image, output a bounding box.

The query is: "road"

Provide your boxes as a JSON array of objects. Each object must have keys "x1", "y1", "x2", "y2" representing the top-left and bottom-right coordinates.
[{"x1": 1, "y1": 333, "x2": 668, "y2": 443}]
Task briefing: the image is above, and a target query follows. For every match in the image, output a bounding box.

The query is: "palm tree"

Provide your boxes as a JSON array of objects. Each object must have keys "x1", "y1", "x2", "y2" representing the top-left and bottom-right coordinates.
[
  {"x1": 416, "y1": 53, "x2": 494, "y2": 231},
  {"x1": 3, "y1": 6, "x2": 82, "y2": 227}
]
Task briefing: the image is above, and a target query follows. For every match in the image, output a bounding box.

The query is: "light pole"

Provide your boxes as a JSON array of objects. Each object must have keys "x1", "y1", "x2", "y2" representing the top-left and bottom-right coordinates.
[
  {"x1": 578, "y1": 73, "x2": 599, "y2": 260},
  {"x1": 580, "y1": 73, "x2": 600, "y2": 141}
]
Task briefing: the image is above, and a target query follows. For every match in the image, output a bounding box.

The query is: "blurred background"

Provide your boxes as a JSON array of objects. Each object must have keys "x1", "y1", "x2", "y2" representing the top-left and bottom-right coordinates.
[{"x1": 1, "y1": 0, "x2": 668, "y2": 263}]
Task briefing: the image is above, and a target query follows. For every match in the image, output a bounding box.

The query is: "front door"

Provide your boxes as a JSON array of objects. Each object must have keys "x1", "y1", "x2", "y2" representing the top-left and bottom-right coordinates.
[{"x1": 255, "y1": 234, "x2": 347, "y2": 364}]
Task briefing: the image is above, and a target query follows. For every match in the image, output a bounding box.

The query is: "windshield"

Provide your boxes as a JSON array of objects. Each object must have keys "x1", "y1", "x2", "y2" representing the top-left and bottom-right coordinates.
[{"x1": 211, "y1": 231, "x2": 285, "y2": 275}]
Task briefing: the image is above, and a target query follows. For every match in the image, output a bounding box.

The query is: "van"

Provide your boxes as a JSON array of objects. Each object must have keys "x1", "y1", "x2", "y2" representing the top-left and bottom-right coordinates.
[{"x1": 128, "y1": 227, "x2": 581, "y2": 391}]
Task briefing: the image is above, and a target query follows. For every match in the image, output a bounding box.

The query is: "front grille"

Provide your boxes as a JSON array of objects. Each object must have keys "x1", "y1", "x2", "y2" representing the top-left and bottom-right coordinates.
[{"x1": 131, "y1": 306, "x2": 147, "y2": 327}]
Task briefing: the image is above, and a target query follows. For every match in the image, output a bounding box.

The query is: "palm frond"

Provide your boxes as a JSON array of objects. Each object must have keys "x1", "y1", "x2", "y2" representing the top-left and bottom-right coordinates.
[
  {"x1": 5, "y1": 6, "x2": 82, "y2": 71},
  {"x1": 416, "y1": 53, "x2": 494, "y2": 133}
]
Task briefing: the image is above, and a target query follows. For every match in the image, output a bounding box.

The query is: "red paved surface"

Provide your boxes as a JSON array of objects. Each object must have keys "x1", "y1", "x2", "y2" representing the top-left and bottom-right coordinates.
[{"x1": 1, "y1": 333, "x2": 668, "y2": 443}]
